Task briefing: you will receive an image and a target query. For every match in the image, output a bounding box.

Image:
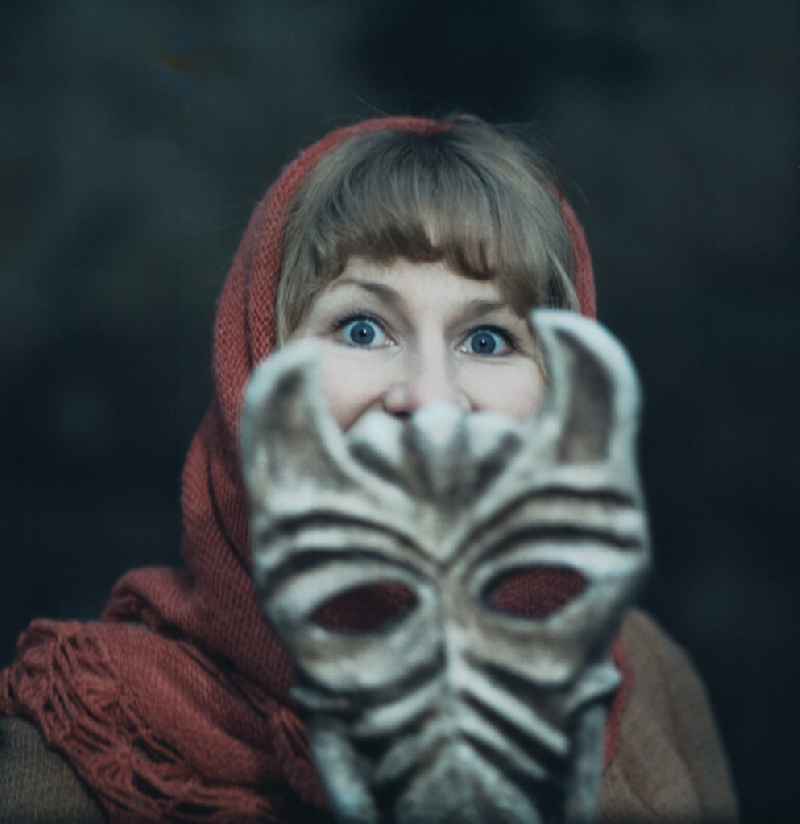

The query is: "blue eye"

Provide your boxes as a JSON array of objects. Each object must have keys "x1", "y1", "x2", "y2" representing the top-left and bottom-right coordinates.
[
  {"x1": 464, "y1": 326, "x2": 512, "y2": 356},
  {"x1": 339, "y1": 317, "x2": 386, "y2": 347}
]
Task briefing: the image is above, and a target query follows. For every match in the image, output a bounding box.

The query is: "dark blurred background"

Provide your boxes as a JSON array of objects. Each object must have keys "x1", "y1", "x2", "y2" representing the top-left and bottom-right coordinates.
[{"x1": 1, "y1": 1, "x2": 796, "y2": 819}]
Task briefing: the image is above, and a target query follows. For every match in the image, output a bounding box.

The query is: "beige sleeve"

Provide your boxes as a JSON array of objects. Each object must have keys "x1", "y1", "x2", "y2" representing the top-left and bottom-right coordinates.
[
  {"x1": 600, "y1": 609, "x2": 739, "y2": 822},
  {"x1": 0, "y1": 716, "x2": 106, "y2": 823}
]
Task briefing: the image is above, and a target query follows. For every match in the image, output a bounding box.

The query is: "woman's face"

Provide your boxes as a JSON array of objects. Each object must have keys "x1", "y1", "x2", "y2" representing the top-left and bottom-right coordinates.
[{"x1": 291, "y1": 257, "x2": 545, "y2": 431}]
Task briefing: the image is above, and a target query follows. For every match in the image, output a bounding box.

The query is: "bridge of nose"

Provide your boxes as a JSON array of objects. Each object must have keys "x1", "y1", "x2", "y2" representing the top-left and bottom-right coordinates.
[{"x1": 383, "y1": 336, "x2": 468, "y2": 413}]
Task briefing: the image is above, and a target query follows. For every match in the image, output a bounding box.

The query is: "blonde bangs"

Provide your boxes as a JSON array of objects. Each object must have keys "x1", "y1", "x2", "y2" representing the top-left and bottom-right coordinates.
[{"x1": 277, "y1": 119, "x2": 578, "y2": 342}]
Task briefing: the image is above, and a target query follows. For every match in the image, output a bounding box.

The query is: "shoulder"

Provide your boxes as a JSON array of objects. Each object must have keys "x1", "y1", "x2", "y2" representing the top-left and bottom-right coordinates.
[
  {"x1": 0, "y1": 716, "x2": 106, "y2": 823},
  {"x1": 600, "y1": 609, "x2": 739, "y2": 822}
]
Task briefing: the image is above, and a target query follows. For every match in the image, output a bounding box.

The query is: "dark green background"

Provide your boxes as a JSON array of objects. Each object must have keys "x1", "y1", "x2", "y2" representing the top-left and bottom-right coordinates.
[{"x1": 1, "y1": 2, "x2": 796, "y2": 819}]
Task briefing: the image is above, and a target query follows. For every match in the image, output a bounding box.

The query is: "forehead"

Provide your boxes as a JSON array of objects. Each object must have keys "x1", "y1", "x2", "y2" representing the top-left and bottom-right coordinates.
[{"x1": 325, "y1": 256, "x2": 512, "y2": 310}]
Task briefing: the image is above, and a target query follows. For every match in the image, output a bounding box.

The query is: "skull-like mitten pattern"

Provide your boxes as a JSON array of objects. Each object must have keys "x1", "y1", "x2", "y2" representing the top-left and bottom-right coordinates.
[{"x1": 241, "y1": 311, "x2": 650, "y2": 824}]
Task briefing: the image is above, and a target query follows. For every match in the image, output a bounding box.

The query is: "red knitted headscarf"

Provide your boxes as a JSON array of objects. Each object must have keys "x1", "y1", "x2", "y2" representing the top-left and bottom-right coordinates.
[{"x1": 1, "y1": 116, "x2": 620, "y2": 822}]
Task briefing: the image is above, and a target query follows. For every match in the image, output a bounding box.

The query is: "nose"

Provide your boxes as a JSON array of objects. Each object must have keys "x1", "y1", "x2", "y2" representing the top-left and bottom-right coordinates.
[{"x1": 382, "y1": 351, "x2": 469, "y2": 417}]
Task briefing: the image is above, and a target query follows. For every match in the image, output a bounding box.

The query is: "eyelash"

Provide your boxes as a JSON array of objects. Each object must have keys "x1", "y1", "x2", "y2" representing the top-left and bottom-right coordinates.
[
  {"x1": 332, "y1": 312, "x2": 388, "y2": 340},
  {"x1": 465, "y1": 324, "x2": 519, "y2": 355},
  {"x1": 331, "y1": 313, "x2": 519, "y2": 355}
]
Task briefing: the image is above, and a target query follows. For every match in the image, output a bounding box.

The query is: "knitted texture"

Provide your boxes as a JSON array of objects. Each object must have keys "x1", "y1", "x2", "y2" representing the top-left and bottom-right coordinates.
[{"x1": 1, "y1": 116, "x2": 613, "y2": 822}]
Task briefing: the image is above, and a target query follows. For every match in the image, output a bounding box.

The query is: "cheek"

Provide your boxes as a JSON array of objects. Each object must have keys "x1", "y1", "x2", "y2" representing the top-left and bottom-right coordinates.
[
  {"x1": 464, "y1": 361, "x2": 545, "y2": 420},
  {"x1": 319, "y1": 348, "x2": 387, "y2": 431}
]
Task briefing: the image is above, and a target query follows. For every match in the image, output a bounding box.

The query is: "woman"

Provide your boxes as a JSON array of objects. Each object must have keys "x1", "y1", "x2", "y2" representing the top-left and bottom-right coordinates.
[{"x1": 0, "y1": 115, "x2": 737, "y2": 822}]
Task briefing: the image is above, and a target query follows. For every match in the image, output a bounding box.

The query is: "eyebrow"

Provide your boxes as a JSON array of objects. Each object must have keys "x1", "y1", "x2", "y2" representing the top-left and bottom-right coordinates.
[
  {"x1": 456, "y1": 298, "x2": 514, "y2": 324},
  {"x1": 329, "y1": 277, "x2": 404, "y2": 308},
  {"x1": 328, "y1": 277, "x2": 514, "y2": 326}
]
